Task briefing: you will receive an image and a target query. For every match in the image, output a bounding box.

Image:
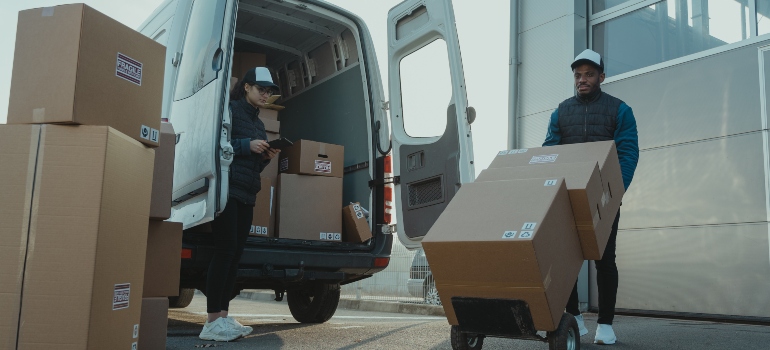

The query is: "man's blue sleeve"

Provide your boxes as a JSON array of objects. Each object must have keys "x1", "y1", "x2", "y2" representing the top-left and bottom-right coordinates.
[
  {"x1": 614, "y1": 103, "x2": 639, "y2": 190},
  {"x1": 542, "y1": 109, "x2": 561, "y2": 146},
  {"x1": 231, "y1": 138, "x2": 251, "y2": 156}
]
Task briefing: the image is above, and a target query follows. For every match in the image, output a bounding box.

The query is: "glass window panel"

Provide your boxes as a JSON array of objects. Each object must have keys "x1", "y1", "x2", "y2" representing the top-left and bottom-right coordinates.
[
  {"x1": 174, "y1": 0, "x2": 226, "y2": 101},
  {"x1": 399, "y1": 39, "x2": 451, "y2": 138},
  {"x1": 593, "y1": 0, "x2": 750, "y2": 76},
  {"x1": 593, "y1": 0, "x2": 637, "y2": 14},
  {"x1": 759, "y1": 0, "x2": 770, "y2": 36}
]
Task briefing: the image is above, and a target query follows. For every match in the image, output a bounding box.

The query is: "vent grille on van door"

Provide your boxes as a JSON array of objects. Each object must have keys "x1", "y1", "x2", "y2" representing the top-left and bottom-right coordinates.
[{"x1": 408, "y1": 176, "x2": 443, "y2": 208}]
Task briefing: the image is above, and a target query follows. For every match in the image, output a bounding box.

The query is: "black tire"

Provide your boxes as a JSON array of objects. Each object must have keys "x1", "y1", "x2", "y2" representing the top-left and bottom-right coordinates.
[
  {"x1": 547, "y1": 313, "x2": 580, "y2": 350},
  {"x1": 424, "y1": 278, "x2": 442, "y2": 306},
  {"x1": 450, "y1": 325, "x2": 484, "y2": 350},
  {"x1": 168, "y1": 288, "x2": 195, "y2": 309},
  {"x1": 287, "y1": 283, "x2": 341, "y2": 323}
]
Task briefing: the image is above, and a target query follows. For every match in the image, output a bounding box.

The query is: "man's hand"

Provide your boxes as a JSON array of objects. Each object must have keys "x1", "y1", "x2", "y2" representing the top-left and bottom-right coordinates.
[
  {"x1": 250, "y1": 139, "x2": 269, "y2": 154},
  {"x1": 263, "y1": 148, "x2": 280, "y2": 160}
]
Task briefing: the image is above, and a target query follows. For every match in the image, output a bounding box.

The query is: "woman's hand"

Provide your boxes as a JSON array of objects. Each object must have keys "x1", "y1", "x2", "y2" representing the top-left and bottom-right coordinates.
[
  {"x1": 250, "y1": 140, "x2": 269, "y2": 154},
  {"x1": 263, "y1": 148, "x2": 280, "y2": 160}
]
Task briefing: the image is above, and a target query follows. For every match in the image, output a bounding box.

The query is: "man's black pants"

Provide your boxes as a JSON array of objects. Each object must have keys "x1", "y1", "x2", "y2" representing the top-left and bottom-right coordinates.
[
  {"x1": 206, "y1": 199, "x2": 253, "y2": 314},
  {"x1": 566, "y1": 211, "x2": 620, "y2": 325}
]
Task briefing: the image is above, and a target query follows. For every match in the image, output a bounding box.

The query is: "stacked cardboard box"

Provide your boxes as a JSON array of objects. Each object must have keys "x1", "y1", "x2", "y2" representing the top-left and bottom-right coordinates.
[
  {"x1": 276, "y1": 140, "x2": 345, "y2": 241},
  {"x1": 0, "y1": 4, "x2": 167, "y2": 349},
  {"x1": 343, "y1": 203, "x2": 373, "y2": 243},
  {"x1": 423, "y1": 141, "x2": 624, "y2": 332}
]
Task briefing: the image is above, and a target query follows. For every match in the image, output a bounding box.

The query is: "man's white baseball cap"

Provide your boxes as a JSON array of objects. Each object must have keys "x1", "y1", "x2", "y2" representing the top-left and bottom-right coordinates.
[{"x1": 571, "y1": 49, "x2": 604, "y2": 71}]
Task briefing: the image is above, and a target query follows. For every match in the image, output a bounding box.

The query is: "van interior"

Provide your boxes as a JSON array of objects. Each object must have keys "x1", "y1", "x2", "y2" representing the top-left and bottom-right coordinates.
[{"x1": 233, "y1": 0, "x2": 375, "y2": 237}]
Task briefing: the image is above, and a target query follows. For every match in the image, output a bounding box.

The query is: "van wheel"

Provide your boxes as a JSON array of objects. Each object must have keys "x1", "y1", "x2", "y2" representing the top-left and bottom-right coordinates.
[
  {"x1": 287, "y1": 283, "x2": 341, "y2": 323},
  {"x1": 547, "y1": 313, "x2": 580, "y2": 350},
  {"x1": 168, "y1": 288, "x2": 195, "y2": 309},
  {"x1": 450, "y1": 325, "x2": 484, "y2": 350},
  {"x1": 424, "y1": 278, "x2": 442, "y2": 305}
]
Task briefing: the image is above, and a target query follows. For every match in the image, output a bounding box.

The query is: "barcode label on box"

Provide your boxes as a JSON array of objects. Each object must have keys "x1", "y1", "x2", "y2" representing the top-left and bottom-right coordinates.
[
  {"x1": 529, "y1": 154, "x2": 558, "y2": 164},
  {"x1": 113, "y1": 283, "x2": 130, "y2": 310},
  {"x1": 140, "y1": 125, "x2": 159, "y2": 143},
  {"x1": 280, "y1": 158, "x2": 289, "y2": 172},
  {"x1": 319, "y1": 232, "x2": 341, "y2": 241},
  {"x1": 502, "y1": 231, "x2": 517, "y2": 239},
  {"x1": 544, "y1": 179, "x2": 558, "y2": 186},
  {"x1": 116, "y1": 53, "x2": 143, "y2": 86},
  {"x1": 315, "y1": 160, "x2": 332, "y2": 173}
]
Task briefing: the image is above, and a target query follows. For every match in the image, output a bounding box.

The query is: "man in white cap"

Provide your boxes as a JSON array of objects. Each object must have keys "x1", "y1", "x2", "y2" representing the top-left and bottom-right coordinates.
[{"x1": 543, "y1": 49, "x2": 639, "y2": 345}]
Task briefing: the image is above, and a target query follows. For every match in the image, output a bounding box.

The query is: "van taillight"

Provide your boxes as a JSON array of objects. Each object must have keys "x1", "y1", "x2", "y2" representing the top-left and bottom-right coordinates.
[
  {"x1": 383, "y1": 154, "x2": 393, "y2": 224},
  {"x1": 374, "y1": 257, "x2": 390, "y2": 268},
  {"x1": 181, "y1": 248, "x2": 192, "y2": 259}
]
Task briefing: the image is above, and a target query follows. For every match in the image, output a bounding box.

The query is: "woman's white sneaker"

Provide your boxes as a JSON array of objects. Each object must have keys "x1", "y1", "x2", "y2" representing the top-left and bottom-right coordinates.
[
  {"x1": 594, "y1": 323, "x2": 617, "y2": 345},
  {"x1": 574, "y1": 314, "x2": 589, "y2": 336},
  {"x1": 226, "y1": 316, "x2": 254, "y2": 337},
  {"x1": 199, "y1": 317, "x2": 241, "y2": 342}
]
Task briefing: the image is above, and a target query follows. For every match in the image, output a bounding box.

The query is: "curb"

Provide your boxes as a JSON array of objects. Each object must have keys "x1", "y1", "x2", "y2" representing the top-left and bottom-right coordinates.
[{"x1": 237, "y1": 290, "x2": 446, "y2": 317}]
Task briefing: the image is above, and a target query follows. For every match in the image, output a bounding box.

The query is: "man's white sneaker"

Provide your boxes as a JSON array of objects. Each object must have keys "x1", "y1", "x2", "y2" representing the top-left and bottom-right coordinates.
[
  {"x1": 199, "y1": 317, "x2": 241, "y2": 342},
  {"x1": 594, "y1": 323, "x2": 617, "y2": 345},
  {"x1": 574, "y1": 314, "x2": 589, "y2": 336},
  {"x1": 226, "y1": 316, "x2": 253, "y2": 337}
]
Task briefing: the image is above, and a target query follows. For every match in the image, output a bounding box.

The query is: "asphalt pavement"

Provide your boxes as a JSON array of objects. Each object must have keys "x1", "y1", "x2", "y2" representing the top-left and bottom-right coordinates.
[{"x1": 165, "y1": 293, "x2": 770, "y2": 349}]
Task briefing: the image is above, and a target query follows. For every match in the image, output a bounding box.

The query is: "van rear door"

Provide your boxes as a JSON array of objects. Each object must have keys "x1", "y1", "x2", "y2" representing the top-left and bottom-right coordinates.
[
  {"x1": 168, "y1": 0, "x2": 237, "y2": 229},
  {"x1": 387, "y1": 0, "x2": 475, "y2": 249}
]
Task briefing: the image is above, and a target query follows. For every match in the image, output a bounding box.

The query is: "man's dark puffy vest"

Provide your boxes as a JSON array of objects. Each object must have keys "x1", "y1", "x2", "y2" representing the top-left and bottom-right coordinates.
[
  {"x1": 557, "y1": 90, "x2": 622, "y2": 145},
  {"x1": 229, "y1": 98, "x2": 267, "y2": 205}
]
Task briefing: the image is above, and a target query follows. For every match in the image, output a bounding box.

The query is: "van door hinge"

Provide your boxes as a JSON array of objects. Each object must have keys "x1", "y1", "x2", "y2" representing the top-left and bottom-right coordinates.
[
  {"x1": 172, "y1": 52, "x2": 182, "y2": 67},
  {"x1": 368, "y1": 176, "x2": 400, "y2": 188}
]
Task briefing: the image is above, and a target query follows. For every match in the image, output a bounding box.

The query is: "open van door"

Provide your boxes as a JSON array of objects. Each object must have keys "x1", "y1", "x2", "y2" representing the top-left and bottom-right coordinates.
[
  {"x1": 387, "y1": 0, "x2": 475, "y2": 249},
  {"x1": 167, "y1": 0, "x2": 236, "y2": 229}
]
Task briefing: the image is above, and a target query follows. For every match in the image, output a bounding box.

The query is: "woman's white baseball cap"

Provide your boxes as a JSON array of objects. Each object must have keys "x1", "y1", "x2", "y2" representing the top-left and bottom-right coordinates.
[{"x1": 243, "y1": 67, "x2": 279, "y2": 90}]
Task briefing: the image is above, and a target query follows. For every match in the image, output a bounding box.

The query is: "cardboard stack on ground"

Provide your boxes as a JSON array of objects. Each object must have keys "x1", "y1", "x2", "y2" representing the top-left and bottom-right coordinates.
[
  {"x1": 0, "y1": 125, "x2": 154, "y2": 350},
  {"x1": 423, "y1": 178, "x2": 583, "y2": 331}
]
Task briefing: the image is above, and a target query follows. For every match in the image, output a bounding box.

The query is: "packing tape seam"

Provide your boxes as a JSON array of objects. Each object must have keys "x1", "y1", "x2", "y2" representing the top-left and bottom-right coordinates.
[
  {"x1": 32, "y1": 108, "x2": 45, "y2": 123},
  {"x1": 16, "y1": 126, "x2": 44, "y2": 348}
]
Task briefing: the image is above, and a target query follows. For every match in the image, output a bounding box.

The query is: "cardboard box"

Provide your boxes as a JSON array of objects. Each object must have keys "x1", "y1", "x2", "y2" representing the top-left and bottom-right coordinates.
[
  {"x1": 489, "y1": 141, "x2": 624, "y2": 234},
  {"x1": 7, "y1": 4, "x2": 165, "y2": 148},
  {"x1": 138, "y1": 297, "x2": 168, "y2": 350},
  {"x1": 250, "y1": 177, "x2": 273, "y2": 237},
  {"x1": 149, "y1": 123, "x2": 176, "y2": 220},
  {"x1": 0, "y1": 125, "x2": 154, "y2": 350},
  {"x1": 476, "y1": 162, "x2": 609, "y2": 259},
  {"x1": 231, "y1": 51, "x2": 266, "y2": 80},
  {"x1": 422, "y1": 178, "x2": 583, "y2": 331},
  {"x1": 260, "y1": 108, "x2": 279, "y2": 121},
  {"x1": 143, "y1": 221, "x2": 183, "y2": 297},
  {"x1": 262, "y1": 118, "x2": 280, "y2": 133},
  {"x1": 279, "y1": 140, "x2": 344, "y2": 178},
  {"x1": 277, "y1": 174, "x2": 343, "y2": 241},
  {"x1": 0, "y1": 125, "x2": 41, "y2": 350},
  {"x1": 343, "y1": 203, "x2": 373, "y2": 243}
]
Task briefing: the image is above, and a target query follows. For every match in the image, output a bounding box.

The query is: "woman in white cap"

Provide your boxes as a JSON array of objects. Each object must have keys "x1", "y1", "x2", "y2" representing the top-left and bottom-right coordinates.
[{"x1": 199, "y1": 67, "x2": 280, "y2": 342}]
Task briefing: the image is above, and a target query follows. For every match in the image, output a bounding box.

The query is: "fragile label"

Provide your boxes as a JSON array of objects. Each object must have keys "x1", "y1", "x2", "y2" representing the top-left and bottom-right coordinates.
[
  {"x1": 113, "y1": 283, "x2": 130, "y2": 310},
  {"x1": 140, "y1": 125, "x2": 159, "y2": 143},
  {"x1": 522, "y1": 222, "x2": 537, "y2": 230},
  {"x1": 544, "y1": 179, "x2": 558, "y2": 186},
  {"x1": 116, "y1": 53, "x2": 143, "y2": 86},
  {"x1": 519, "y1": 230, "x2": 534, "y2": 239},
  {"x1": 529, "y1": 154, "x2": 558, "y2": 164},
  {"x1": 133, "y1": 324, "x2": 139, "y2": 338},
  {"x1": 315, "y1": 160, "x2": 332, "y2": 173},
  {"x1": 502, "y1": 231, "x2": 517, "y2": 239},
  {"x1": 280, "y1": 158, "x2": 289, "y2": 172},
  {"x1": 319, "y1": 232, "x2": 341, "y2": 241}
]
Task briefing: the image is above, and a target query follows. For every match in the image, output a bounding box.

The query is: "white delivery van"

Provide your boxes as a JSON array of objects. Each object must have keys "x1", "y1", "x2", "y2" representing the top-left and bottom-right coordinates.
[{"x1": 139, "y1": 0, "x2": 475, "y2": 322}]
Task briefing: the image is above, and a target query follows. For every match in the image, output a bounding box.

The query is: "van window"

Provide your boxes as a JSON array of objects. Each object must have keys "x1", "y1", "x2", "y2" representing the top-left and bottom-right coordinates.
[
  {"x1": 399, "y1": 39, "x2": 451, "y2": 138},
  {"x1": 174, "y1": 0, "x2": 227, "y2": 101}
]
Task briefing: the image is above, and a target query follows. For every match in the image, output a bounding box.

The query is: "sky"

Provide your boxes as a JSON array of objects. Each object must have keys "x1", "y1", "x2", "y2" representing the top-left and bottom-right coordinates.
[{"x1": 0, "y1": 0, "x2": 511, "y2": 175}]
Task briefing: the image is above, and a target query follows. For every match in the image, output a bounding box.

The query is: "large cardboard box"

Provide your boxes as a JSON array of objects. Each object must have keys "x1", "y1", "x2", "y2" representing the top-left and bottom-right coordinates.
[
  {"x1": 277, "y1": 174, "x2": 343, "y2": 241},
  {"x1": 0, "y1": 125, "x2": 41, "y2": 350},
  {"x1": 262, "y1": 118, "x2": 280, "y2": 134},
  {"x1": 149, "y1": 123, "x2": 176, "y2": 220},
  {"x1": 231, "y1": 51, "x2": 267, "y2": 80},
  {"x1": 143, "y1": 221, "x2": 183, "y2": 298},
  {"x1": 422, "y1": 178, "x2": 583, "y2": 331},
  {"x1": 476, "y1": 162, "x2": 609, "y2": 259},
  {"x1": 7, "y1": 4, "x2": 165, "y2": 148},
  {"x1": 250, "y1": 177, "x2": 274, "y2": 237},
  {"x1": 138, "y1": 297, "x2": 169, "y2": 350},
  {"x1": 279, "y1": 140, "x2": 344, "y2": 178},
  {"x1": 343, "y1": 203, "x2": 373, "y2": 243},
  {"x1": 0, "y1": 125, "x2": 154, "y2": 350},
  {"x1": 260, "y1": 108, "x2": 279, "y2": 121},
  {"x1": 490, "y1": 141, "x2": 624, "y2": 252}
]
